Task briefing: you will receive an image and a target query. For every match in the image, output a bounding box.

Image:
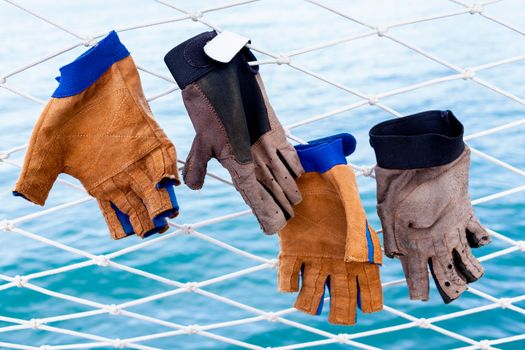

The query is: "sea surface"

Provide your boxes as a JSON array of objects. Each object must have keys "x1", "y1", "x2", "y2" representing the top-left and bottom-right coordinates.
[{"x1": 1, "y1": 0, "x2": 525, "y2": 349}]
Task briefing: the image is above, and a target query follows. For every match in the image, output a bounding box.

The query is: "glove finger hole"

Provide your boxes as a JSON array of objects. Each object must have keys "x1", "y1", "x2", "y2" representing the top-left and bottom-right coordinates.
[
  {"x1": 276, "y1": 148, "x2": 300, "y2": 179},
  {"x1": 110, "y1": 201, "x2": 135, "y2": 237},
  {"x1": 429, "y1": 257, "x2": 455, "y2": 304},
  {"x1": 257, "y1": 179, "x2": 292, "y2": 220},
  {"x1": 97, "y1": 199, "x2": 128, "y2": 239},
  {"x1": 452, "y1": 249, "x2": 483, "y2": 283},
  {"x1": 429, "y1": 256, "x2": 466, "y2": 304},
  {"x1": 315, "y1": 276, "x2": 328, "y2": 315},
  {"x1": 466, "y1": 215, "x2": 491, "y2": 246},
  {"x1": 296, "y1": 260, "x2": 327, "y2": 315},
  {"x1": 264, "y1": 161, "x2": 301, "y2": 206},
  {"x1": 156, "y1": 181, "x2": 180, "y2": 219},
  {"x1": 126, "y1": 167, "x2": 176, "y2": 218},
  {"x1": 111, "y1": 187, "x2": 154, "y2": 238}
]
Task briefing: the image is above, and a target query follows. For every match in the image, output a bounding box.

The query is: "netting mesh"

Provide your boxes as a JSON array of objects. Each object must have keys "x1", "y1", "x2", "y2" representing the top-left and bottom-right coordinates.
[{"x1": 1, "y1": 0, "x2": 525, "y2": 349}]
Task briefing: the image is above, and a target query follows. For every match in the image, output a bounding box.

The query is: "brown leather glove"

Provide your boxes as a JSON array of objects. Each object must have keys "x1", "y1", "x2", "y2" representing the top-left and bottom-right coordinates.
[
  {"x1": 278, "y1": 134, "x2": 383, "y2": 325},
  {"x1": 164, "y1": 31, "x2": 304, "y2": 234},
  {"x1": 13, "y1": 31, "x2": 180, "y2": 240},
  {"x1": 370, "y1": 110, "x2": 491, "y2": 303}
]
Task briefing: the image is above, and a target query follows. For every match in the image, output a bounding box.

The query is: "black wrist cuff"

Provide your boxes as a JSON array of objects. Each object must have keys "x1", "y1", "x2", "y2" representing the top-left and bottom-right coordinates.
[
  {"x1": 369, "y1": 110, "x2": 465, "y2": 169},
  {"x1": 164, "y1": 31, "x2": 258, "y2": 89}
]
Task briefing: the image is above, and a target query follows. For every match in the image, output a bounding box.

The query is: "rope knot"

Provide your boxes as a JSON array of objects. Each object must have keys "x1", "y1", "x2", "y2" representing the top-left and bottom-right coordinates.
[
  {"x1": 190, "y1": 11, "x2": 203, "y2": 21},
  {"x1": 94, "y1": 255, "x2": 110, "y2": 267},
  {"x1": 469, "y1": 4, "x2": 484, "y2": 14},
  {"x1": 368, "y1": 95, "x2": 379, "y2": 105},
  {"x1": 336, "y1": 333, "x2": 350, "y2": 343},
  {"x1": 361, "y1": 167, "x2": 375, "y2": 177},
  {"x1": 268, "y1": 258, "x2": 278, "y2": 269},
  {"x1": 29, "y1": 318, "x2": 42, "y2": 329},
  {"x1": 182, "y1": 224, "x2": 194, "y2": 235},
  {"x1": 0, "y1": 219, "x2": 15, "y2": 231},
  {"x1": 0, "y1": 152, "x2": 8, "y2": 160},
  {"x1": 462, "y1": 69, "x2": 475, "y2": 80},
  {"x1": 183, "y1": 282, "x2": 197, "y2": 292},
  {"x1": 265, "y1": 312, "x2": 278, "y2": 322},
  {"x1": 376, "y1": 26, "x2": 388, "y2": 37},
  {"x1": 416, "y1": 318, "x2": 430, "y2": 329},
  {"x1": 498, "y1": 297, "x2": 511, "y2": 308},
  {"x1": 517, "y1": 240, "x2": 525, "y2": 251},
  {"x1": 13, "y1": 275, "x2": 27, "y2": 288},
  {"x1": 0, "y1": 76, "x2": 5, "y2": 84},
  {"x1": 83, "y1": 37, "x2": 97, "y2": 47},
  {"x1": 113, "y1": 338, "x2": 126, "y2": 349},
  {"x1": 276, "y1": 55, "x2": 291, "y2": 65},
  {"x1": 185, "y1": 324, "x2": 201, "y2": 334},
  {"x1": 107, "y1": 304, "x2": 121, "y2": 315},
  {"x1": 479, "y1": 340, "x2": 491, "y2": 349}
]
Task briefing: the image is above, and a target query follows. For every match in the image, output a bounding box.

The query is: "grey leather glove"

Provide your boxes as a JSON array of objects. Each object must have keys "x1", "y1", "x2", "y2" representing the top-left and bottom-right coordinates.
[
  {"x1": 370, "y1": 110, "x2": 491, "y2": 303},
  {"x1": 164, "y1": 31, "x2": 304, "y2": 234}
]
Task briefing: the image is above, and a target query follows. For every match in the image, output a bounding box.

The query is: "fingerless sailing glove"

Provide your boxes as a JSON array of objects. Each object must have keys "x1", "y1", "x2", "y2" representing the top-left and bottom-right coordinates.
[
  {"x1": 164, "y1": 31, "x2": 304, "y2": 234},
  {"x1": 370, "y1": 110, "x2": 491, "y2": 303},
  {"x1": 278, "y1": 134, "x2": 383, "y2": 325},
  {"x1": 14, "y1": 31, "x2": 180, "y2": 240}
]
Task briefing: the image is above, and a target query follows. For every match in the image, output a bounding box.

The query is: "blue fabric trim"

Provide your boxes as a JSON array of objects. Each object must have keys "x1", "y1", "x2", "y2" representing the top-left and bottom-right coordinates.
[
  {"x1": 143, "y1": 216, "x2": 168, "y2": 238},
  {"x1": 365, "y1": 221, "x2": 374, "y2": 264},
  {"x1": 52, "y1": 31, "x2": 130, "y2": 98},
  {"x1": 111, "y1": 202, "x2": 170, "y2": 238},
  {"x1": 300, "y1": 265, "x2": 325, "y2": 315},
  {"x1": 316, "y1": 287, "x2": 325, "y2": 315},
  {"x1": 110, "y1": 179, "x2": 178, "y2": 237},
  {"x1": 357, "y1": 277, "x2": 362, "y2": 311},
  {"x1": 294, "y1": 133, "x2": 357, "y2": 173},
  {"x1": 155, "y1": 181, "x2": 180, "y2": 219},
  {"x1": 316, "y1": 277, "x2": 330, "y2": 315},
  {"x1": 110, "y1": 202, "x2": 135, "y2": 236},
  {"x1": 12, "y1": 191, "x2": 28, "y2": 200}
]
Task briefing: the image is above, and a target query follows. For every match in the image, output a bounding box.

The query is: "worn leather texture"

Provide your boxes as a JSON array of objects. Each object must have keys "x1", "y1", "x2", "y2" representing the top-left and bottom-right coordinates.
[
  {"x1": 375, "y1": 147, "x2": 491, "y2": 303},
  {"x1": 14, "y1": 56, "x2": 180, "y2": 239},
  {"x1": 177, "y1": 45, "x2": 303, "y2": 234},
  {"x1": 278, "y1": 164, "x2": 383, "y2": 325}
]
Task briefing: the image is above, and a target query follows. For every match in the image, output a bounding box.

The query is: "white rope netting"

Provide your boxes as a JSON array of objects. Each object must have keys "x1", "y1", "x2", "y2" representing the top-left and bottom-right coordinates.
[{"x1": 0, "y1": 0, "x2": 524, "y2": 349}]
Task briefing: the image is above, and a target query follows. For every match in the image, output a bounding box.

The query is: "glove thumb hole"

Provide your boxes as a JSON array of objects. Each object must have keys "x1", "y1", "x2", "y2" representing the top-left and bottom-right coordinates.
[
  {"x1": 183, "y1": 139, "x2": 211, "y2": 190},
  {"x1": 382, "y1": 229, "x2": 402, "y2": 258},
  {"x1": 466, "y1": 216, "x2": 491, "y2": 248}
]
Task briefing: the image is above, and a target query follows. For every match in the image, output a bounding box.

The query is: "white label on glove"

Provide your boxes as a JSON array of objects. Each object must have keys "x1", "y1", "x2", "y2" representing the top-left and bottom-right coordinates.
[{"x1": 204, "y1": 31, "x2": 250, "y2": 63}]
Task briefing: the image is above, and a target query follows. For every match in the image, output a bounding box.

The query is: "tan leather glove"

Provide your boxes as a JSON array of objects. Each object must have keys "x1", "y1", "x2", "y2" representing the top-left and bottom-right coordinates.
[
  {"x1": 370, "y1": 110, "x2": 491, "y2": 303},
  {"x1": 13, "y1": 31, "x2": 180, "y2": 239},
  {"x1": 164, "y1": 31, "x2": 304, "y2": 234},
  {"x1": 278, "y1": 134, "x2": 383, "y2": 325}
]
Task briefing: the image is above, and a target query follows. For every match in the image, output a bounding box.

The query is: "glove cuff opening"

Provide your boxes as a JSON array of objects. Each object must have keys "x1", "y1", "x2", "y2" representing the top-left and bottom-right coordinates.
[
  {"x1": 52, "y1": 31, "x2": 130, "y2": 98},
  {"x1": 295, "y1": 133, "x2": 356, "y2": 173},
  {"x1": 369, "y1": 110, "x2": 465, "y2": 169}
]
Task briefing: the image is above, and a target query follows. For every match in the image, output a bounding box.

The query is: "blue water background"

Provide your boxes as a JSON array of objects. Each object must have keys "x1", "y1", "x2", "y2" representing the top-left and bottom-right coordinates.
[{"x1": 1, "y1": 0, "x2": 525, "y2": 349}]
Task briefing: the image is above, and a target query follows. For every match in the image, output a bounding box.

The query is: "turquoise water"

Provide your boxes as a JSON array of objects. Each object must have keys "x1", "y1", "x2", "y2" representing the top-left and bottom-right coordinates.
[{"x1": 1, "y1": 0, "x2": 525, "y2": 349}]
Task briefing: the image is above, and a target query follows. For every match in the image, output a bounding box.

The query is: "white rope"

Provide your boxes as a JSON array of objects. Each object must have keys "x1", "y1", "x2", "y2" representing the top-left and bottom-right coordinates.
[{"x1": 1, "y1": 0, "x2": 524, "y2": 349}]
